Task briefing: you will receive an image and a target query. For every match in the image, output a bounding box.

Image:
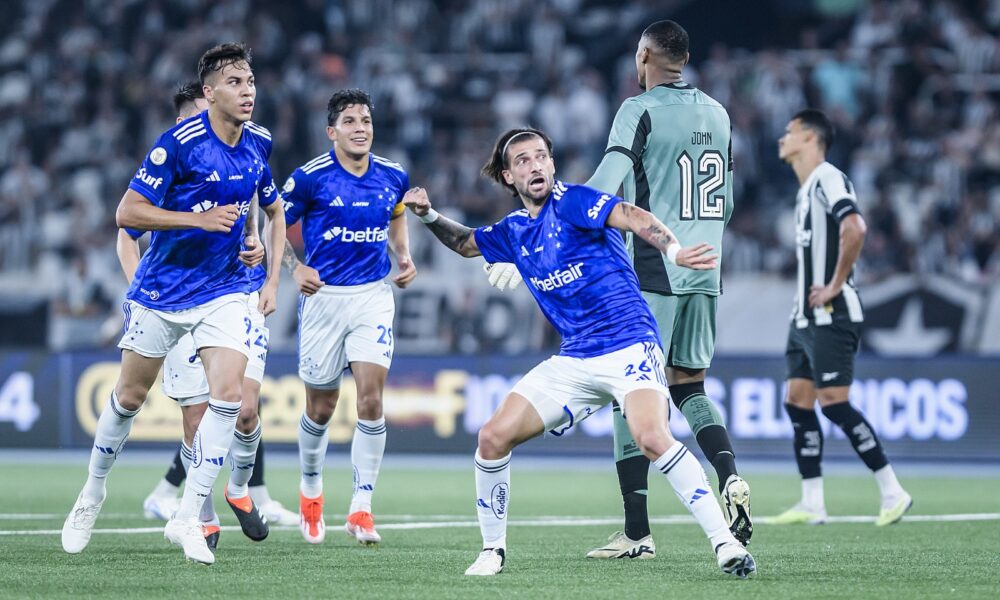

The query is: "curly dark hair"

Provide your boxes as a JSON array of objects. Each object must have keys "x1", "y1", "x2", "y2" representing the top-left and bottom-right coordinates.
[
  {"x1": 327, "y1": 89, "x2": 373, "y2": 126},
  {"x1": 481, "y1": 127, "x2": 553, "y2": 195}
]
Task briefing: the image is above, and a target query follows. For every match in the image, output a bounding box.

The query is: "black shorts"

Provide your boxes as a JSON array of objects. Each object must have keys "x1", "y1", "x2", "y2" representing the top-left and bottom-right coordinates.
[{"x1": 785, "y1": 320, "x2": 861, "y2": 388}]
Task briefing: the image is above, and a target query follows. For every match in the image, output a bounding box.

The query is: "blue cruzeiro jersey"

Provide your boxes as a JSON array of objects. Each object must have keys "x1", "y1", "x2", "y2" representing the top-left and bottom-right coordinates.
[
  {"x1": 282, "y1": 151, "x2": 408, "y2": 286},
  {"x1": 474, "y1": 181, "x2": 661, "y2": 358},
  {"x1": 126, "y1": 111, "x2": 278, "y2": 310}
]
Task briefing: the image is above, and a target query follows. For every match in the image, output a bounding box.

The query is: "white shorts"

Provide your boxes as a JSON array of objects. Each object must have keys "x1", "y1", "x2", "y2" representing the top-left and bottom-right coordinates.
[
  {"x1": 119, "y1": 292, "x2": 252, "y2": 360},
  {"x1": 161, "y1": 293, "x2": 268, "y2": 404},
  {"x1": 511, "y1": 341, "x2": 669, "y2": 436},
  {"x1": 298, "y1": 281, "x2": 394, "y2": 389}
]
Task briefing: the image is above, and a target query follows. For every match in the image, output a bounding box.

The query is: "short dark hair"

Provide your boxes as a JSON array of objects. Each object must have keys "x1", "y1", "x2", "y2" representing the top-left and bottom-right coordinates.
[
  {"x1": 197, "y1": 42, "x2": 252, "y2": 85},
  {"x1": 172, "y1": 81, "x2": 205, "y2": 115},
  {"x1": 792, "y1": 108, "x2": 835, "y2": 150},
  {"x1": 642, "y1": 20, "x2": 689, "y2": 62},
  {"x1": 481, "y1": 127, "x2": 554, "y2": 195},
  {"x1": 327, "y1": 89, "x2": 373, "y2": 126}
]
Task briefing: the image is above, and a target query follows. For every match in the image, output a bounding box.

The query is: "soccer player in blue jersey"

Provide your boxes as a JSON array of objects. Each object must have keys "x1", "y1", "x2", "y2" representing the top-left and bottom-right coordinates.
[
  {"x1": 120, "y1": 82, "x2": 297, "y2": 549},
  {"x1": 402, "y1": 127, "x2": 755, "y2": 578},
  {"x1": 61, "y1": 43, "x2": 286, "y2": 565},
  {"x1": 279, "y1": 89, "x2": 415, "y2": 546}
]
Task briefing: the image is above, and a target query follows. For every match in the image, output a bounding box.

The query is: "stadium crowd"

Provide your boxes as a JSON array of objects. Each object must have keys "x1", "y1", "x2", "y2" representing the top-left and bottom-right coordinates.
[{"x1": 0, "y1": 0, "x2": 996, "y2": 343}]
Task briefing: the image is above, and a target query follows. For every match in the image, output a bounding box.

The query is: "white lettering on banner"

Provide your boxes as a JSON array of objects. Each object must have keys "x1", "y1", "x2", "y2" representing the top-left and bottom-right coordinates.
[
  {"x1": 0, "y1": 372, "x2": 38, "y2": 432},
  {"x1": 731, "y1": 378, "x2": 786, "y2": 439},
  {"x1": 322, "y1": 226, "x2": 388, "y2": 243}
]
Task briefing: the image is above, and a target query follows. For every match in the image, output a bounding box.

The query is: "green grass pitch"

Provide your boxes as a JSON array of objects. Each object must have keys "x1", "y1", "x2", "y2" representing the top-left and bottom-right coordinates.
[{"x1": 1, "y1": 459, "x2": 997, "y2": 599}]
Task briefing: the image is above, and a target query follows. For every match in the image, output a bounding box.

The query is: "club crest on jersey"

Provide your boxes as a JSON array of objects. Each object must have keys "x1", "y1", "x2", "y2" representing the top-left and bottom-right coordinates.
[
  {"x1": 149, "y1": 147, "x2": 167, "y2": 165},
  {"x1": 529, "y1": 262, "x2": 585, "y2": 292},
  {"x1": 134, "y1": 168, "x2": 164, "y2": 190},
  {"x1": 587, "y1": 194, "x2": 611, "y2": 220},
  {"x1": 282, "y1": 176, "x2": 295, "y2": 194}
]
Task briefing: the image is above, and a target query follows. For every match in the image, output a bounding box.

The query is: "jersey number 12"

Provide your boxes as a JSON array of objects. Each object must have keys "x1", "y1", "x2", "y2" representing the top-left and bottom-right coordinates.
[{"x1": 677, "y1": 150, "x2": 726, "y2": 221}]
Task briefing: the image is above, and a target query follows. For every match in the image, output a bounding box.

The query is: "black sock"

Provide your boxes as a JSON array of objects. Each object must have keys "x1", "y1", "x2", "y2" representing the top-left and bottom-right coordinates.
[
  {"x1": 616, "y1": 455, "x2": 650, "y2": 540},
  {"x1": 695, "y1": 426, "x2": 738, "y2": 494},
  {"x1": 248, "y1": 441, "x2": 265, "y2": 487},
  {"x1": 785, "y1": 404, "x2": 823, "y2": 479},
  {"x1": 164, "y1": 447, "x2": 186, "y2": 487},
  {"x1": 821, "y1": 402, "x2": 889, "y2": 472}
]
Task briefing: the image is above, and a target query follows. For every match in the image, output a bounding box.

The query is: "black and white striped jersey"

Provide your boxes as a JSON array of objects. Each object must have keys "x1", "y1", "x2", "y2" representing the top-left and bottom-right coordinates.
[{"x1": 792, "y1": 161, "x2": 864, "y2": 328}]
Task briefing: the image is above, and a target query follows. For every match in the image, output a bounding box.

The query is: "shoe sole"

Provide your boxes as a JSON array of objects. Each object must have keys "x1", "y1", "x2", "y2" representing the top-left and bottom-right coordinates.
[
  {"x1": 725, "y1": 480, "x2": 754, "y2": 546},
  {"x1": 586, "y1": 548, "x2": 656, "y2": 559},
  {"x1": 721, "y1": 552, "x2": 756, "y2": 579},
  {"x1": 164, "y1": 530, "x2": 214, "y2": 565},
  {"x1": 345, "y1": 523, "x2": 380, "y2": 546}
]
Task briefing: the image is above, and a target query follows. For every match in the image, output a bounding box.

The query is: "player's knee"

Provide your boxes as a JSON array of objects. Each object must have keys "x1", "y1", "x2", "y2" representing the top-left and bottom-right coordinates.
[
  {"x1": 114, "y1": 382, "x2": 148, "y2": 412},
  {"x1": 632, "y1": 425, "x2": 671, "y2": 458},
  {"x1": 356, "y1": 392, "x2": 383, "y2": 420},
  {"x1": 477, "y1": 422, "x2": 512, "y2": 460}
]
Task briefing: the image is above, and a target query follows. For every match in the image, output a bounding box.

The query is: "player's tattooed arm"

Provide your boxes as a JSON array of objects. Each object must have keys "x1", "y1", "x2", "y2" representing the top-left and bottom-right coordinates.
[
  {"x1": 402, "y1": 187, "x2": 481, "y2": 258},
  {"x1": 281, "y1": 239, "x2": 301, "y2": 273},
  {"x1": 607, "y1": 203, "x2": 718, "y2": 270}
]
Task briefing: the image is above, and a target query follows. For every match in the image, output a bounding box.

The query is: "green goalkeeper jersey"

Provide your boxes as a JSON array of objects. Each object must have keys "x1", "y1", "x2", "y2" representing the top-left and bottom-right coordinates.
[{"x1": 605, "y1": 82, "x2": 733, "y2": 296}]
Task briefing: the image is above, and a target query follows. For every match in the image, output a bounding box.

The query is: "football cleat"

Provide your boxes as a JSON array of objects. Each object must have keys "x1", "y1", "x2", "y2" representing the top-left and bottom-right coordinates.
[
  {"x1": 345, "y1": 511, "x2": 381, "y2": 545},
  {"x1": 259, "y1": 499, "x2": 300, "y2": 526},
  {"x1": 771, "y1": 503, "x2": 827, "y2": 525},
  {"x1": 723, "y1": 475, "x2": 753, "y2": 545},
  {"x1": 224, "y1": 490, "x2": 269, "y2": 541},
  {"x1": 62, "y1": 494, "x2": 104, "y2": 554},
  {"x1": 299, "y1": 493, "x2": 325, "y2": 544},
  {"x1": 142, "y1": 493, "x2": 180, "y2": 522},
  {"x1": 875, "y1": 492, "x2": 913, "y2": 526},
  {"x1": 585, "y1": 531, "x2": 656, "y2": 559},
  {"x1": 464, "y1": 547, "x2": 506, "y2": 576},
  {"x1": 715, "y1": 540, "x2": 756, "y2": 579},
  {"x1": 202, "y1": 523, "x2": 221, "y2": 551},
  {"x1": 165, "y1": 517, "x2": 215, "y2": 565}
]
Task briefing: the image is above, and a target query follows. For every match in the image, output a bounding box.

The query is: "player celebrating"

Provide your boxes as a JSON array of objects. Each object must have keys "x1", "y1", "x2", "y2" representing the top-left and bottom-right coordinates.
[
  {"x1": 773, "y1": 109, "x2": 911, "y2": 526},
  {"x1": 405, "y1": 127, "x2": 755, "y2": 578},
  {"x1": 61, "y1": 43, "x2": 285, "y2": 565},
  {"x1": 486, "y1": 20, "x2": 753, "y2": 555},
  {"x1": 279, "y1": 89, "x2": 416, "y2": 545},
  {"x1": 127, "y1": 84, "x2": 297, "y2": 536}
]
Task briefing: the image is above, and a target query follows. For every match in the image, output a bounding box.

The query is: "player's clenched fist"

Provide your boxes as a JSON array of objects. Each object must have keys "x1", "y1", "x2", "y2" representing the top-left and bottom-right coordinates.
[
  {"x1": 197, "y1": 204, "x2": 240, "y2": 233},
  {"x1": 293, "y1": 264, "x2": 325, "y2": 296},
  {"x1": 402, "y1": 187, "x2": 431, "y2": 216}
]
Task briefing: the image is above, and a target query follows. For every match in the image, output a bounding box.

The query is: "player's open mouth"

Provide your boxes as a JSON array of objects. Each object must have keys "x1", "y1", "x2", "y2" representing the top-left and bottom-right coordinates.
[
  {"x1": 351, "y1": 137, "x2": 368, "y2": 145},
  {"x1": 528, "y1": 176, "x2": 546, "y2": 191},
  {"x1": 240, "y1": 101, "x2": 254, "y2": 112}
]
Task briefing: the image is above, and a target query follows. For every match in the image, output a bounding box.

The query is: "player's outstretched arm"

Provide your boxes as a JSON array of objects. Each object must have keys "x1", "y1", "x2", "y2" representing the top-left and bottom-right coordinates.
[
  {"x1": 116, "y1": 189, "x2": 239, "y2": 232},
  {"x1": 256, "y1": 197, "x2": 286, "y2": 316},
  {"x1": 402, "y1": 187, "x2": 481, "y2": 258},
  {"x1": 116, "y1": 229, "x2": 141, "y2": 283},
  {"x1": 606, "y1": 203, "x2": 718, "y2": 270}
]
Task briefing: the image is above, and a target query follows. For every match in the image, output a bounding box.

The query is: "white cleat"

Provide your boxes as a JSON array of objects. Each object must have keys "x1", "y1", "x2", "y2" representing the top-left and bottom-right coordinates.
[
  {"x1": 259, "y1": 500, "x2": 299, "y2": 526},
  {"x1": 165, "y1": 517, "x2": 215, "y2": 565},
  {"x1": 716, "y1": 540, "x2": 756, "y2": 579},
  {"x1": 62, "y1": 494, "x2": 104, "y2": 554},
  {"x1": 586, "y1": 531, "x2": 656, "y2": 559},
  {"x1": 142, "y1": 493, "x2": 180, "y2": 521},
  {"x1": 464, "y1": 548, "x2": 506, "y2": 576},
  {"x1": 722, "y1": 475, "x2": 753, "y2": 545}
]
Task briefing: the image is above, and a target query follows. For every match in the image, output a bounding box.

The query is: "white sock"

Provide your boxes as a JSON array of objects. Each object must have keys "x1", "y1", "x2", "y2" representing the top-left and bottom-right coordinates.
[
  {"x1": 349, "y1": 417, "x2": 386, "y2": 514},
  {"x1": 82, "y1": 392, "x2": 139, "y2": 503},
  {"x1": 227, "y1": 420, "x2": 262, "y2": 499},
  {"x1": 249, "y1": 485, "x2": 272, "y2": 507},
  {"x1": 474, "y1": 450, "x2": 510, "y2": 550},
  {"x1": 298, "y1": 414, "x2": 329, "y2": 499},
  {"x1": 874, "y1": 465, "x2": 905, "y2": 507},
  {"x1": 179, "y1": 441, "x2": 193, "y2": 473},
  {"x1": 653, "y1": 442, "x2": 733, "y2": 549},
  {"x1": 175, "y1": 398, "x2": 240, "y2": 520},
  {"x1": 151, "y1": 478, "x2": 179, "y2": 498},
  {"x1": 802, "y1": 477, "x2": 825, "y2": 510},
  {"x1": 178, "y1": 441, "x2": 214, "y2": 522}
]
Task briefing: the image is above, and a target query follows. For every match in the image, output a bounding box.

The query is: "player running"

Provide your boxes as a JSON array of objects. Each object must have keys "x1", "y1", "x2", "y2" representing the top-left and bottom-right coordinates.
[
  {"x1": 62, "y1": 43, "x2": 285, "y2": 565},
  {"x1": 485, "y1": 20, "x2": 753, "y2": 556},
  {"x1": 279, "y1": 89, "x2": 416, "y2": 546},
  {"x1": 404, "y1": 127, "x2": 755, "y2": 578},
  {"x1": 773, "y1": 108, "x2": 911, "y2": 526},
  {"x1": 125, "y1": 83, "x2": 297, "y2": 540}
]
